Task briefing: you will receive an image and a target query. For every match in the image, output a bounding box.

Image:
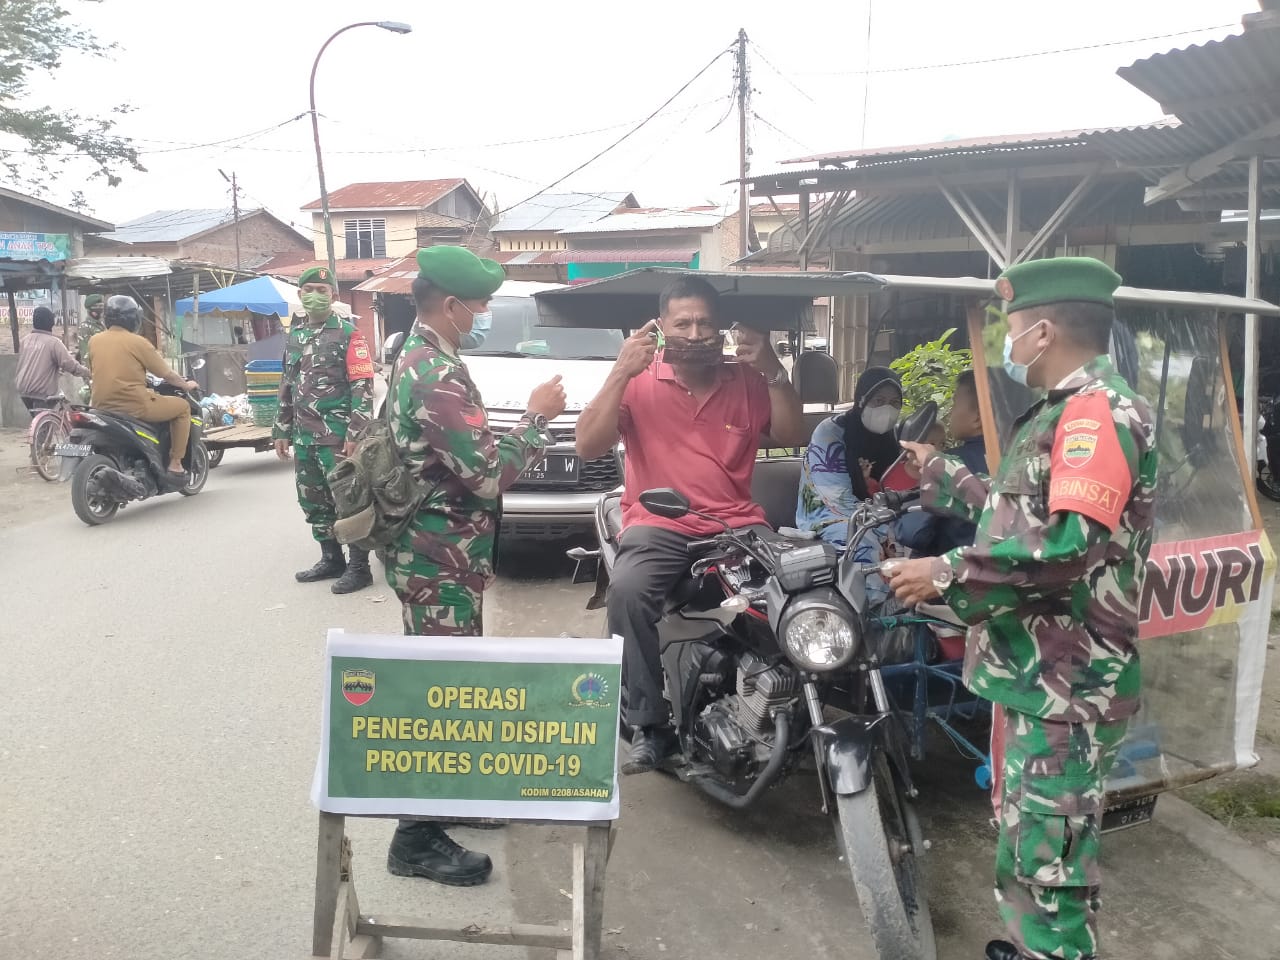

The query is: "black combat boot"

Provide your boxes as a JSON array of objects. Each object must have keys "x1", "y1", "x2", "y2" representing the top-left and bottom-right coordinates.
[
  {"x1": 985, "y1": 941, "x2": 1022, "y2": 960},
  {"x1": 331, "y1": 545, "x2": 373, "y2": 594},
  {"x1": 621, "y1": 726, "x2": 676, "y2": 775},
  {"x1": 386, "y1": 821, "x2": 493, "y2": 886},
  {"x1": 295, "y1": 539, "x2": 346, "y2": 582}
]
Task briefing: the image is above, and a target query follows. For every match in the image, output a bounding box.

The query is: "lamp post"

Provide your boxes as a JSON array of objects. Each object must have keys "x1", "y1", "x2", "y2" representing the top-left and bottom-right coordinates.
[{"x1": 309, "y1": 20, "x2": 412, "y2": 280}]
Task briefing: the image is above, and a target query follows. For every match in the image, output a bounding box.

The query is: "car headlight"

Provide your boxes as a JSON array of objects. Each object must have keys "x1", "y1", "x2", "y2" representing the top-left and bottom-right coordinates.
[{"x1": 780, "y1": 593, "x2": 859, "y2": 671}]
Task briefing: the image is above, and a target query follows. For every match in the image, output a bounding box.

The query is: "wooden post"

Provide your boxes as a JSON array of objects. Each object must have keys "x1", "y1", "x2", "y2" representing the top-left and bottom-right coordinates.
[
  {"x1": 1005, "y1": 173, "x2": 1020, "y2": 266},
  {"x1": 8, "y1": 289, "x2": 20, "y2": 353},
  {"x1": 312, "y1": 813, "x2": 346, "y2": 958}
]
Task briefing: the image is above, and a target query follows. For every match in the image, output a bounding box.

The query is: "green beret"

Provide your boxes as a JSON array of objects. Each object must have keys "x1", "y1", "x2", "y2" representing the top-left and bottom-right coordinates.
[
  {"x1": 84, "y1": 293, "x2": 105, "y2": 307},
  {"x1": 416, "y1": 245, "x2": 505, "y2": 299},
  {"x1": 995, "y1": 257, "x2": 1122, "y2": 314},
  {"x1": 298, "y1": 265, "x2": 337, "y2": 287}
]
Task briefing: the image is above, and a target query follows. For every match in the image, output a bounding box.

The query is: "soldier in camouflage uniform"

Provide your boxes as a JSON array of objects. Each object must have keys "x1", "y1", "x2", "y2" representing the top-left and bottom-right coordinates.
[
  {"x1": 77, "y1": 293, "x2": 105, "y2": 363},
  {"x1": 272, "y1": 265, "x2": 376, "y2": 593},
  {"x1": 381, "y1": 245, "x2": 566, "y2": 887},
  {"x1": 885, "y1": 257, "x2": 1158, "y2": 960}
]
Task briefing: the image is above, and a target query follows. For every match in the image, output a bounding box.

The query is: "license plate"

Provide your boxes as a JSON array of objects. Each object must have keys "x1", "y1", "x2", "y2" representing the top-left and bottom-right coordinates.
[
  {"x1": 55, "y1": 443, "x2": 92, "y2": 458},
  {"x1": 521, "y1": 453, "x2": 579, "y2": 485},
  {"x1": 1101, "y1": 794, "x2": 1157, "y2": 833}
]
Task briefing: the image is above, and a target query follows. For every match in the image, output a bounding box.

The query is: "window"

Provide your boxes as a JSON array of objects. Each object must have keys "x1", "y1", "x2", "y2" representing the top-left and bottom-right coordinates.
[{"x1": 343, "y1": 218, "x2": 386, "y2": 259}]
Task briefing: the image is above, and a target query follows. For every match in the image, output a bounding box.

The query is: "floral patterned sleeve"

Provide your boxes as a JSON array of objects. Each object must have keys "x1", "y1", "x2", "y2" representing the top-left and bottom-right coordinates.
[{"x1": 795, "y1": 416, "x2": 858, "y2": 536}]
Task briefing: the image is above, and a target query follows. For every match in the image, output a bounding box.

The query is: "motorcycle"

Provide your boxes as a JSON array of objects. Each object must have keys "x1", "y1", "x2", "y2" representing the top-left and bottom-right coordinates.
[
  {"x1": 57, "y1": 366, "x2": 210, "y2": 526},
  {"x1": 572, "y1": 405, "x2": 945, "y2": 960},
  {"x1": 1257, "y1": 395, "x2": 1280, "y2": 502}
]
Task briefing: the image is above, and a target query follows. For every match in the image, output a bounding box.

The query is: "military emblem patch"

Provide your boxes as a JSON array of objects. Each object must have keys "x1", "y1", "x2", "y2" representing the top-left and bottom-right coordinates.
[
  {"x1": 1063, "y1": 431, "x2": 1097, "y2": 466},
  {"x1": 995, "y1": 276, "x2": 1015, "y2": 302},
  {"x1": 342, "y1": 668, "x2": 375, "y2": 706}
]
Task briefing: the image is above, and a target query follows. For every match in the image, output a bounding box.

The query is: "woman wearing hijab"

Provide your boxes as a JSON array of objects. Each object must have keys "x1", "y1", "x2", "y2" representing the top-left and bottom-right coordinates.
[{"x1": 796, "y1": 367, "x2": 903, "y2": 545}]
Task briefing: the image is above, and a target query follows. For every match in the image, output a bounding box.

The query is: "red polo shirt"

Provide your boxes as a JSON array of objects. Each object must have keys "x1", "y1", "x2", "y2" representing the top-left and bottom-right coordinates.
[{"x1": 618, "y1": 360, "x2": 772, "y2": 536}]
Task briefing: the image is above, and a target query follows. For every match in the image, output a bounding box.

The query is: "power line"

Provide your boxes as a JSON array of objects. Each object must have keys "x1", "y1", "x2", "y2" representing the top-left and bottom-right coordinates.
[
  {"x1": 753, "y1": 112, "x2": 812, "y2": 153},
  {"x1": 748, "y1": 40, "x2": 818, "y2": 104},
  {"x1": 792, "y1": 23, "x2": 1237, "y2": 76},
  {"x1": 492, "y1": 42, "x2": 736, "y2": 218}
]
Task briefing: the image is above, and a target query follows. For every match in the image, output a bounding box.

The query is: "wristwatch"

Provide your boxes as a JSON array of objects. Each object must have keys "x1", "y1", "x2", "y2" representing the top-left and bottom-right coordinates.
[
  {"x1": 527, "y1": 413, "x2": 549, "y2": 432},
  {"x1": 766, "y1": 368, "x2": 790, "y2": 387},
  {"x1": 930, "y1": 557, "x2": 954, "y2": 594}
]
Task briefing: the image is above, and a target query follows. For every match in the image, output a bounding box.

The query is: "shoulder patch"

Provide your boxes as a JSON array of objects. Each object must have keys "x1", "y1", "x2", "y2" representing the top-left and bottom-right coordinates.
[
  {"x1": 1048, "y1": 390, "x2": 1131, "y2": 532},
  {"x1": 346, "y1": 331, "x2": 375, "y2": 380}
]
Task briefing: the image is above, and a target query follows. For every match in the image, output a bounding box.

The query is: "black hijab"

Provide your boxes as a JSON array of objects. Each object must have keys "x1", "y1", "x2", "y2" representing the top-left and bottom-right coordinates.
[{"x1": 841, "y1": 366, "x2": 903, "y2": 501}]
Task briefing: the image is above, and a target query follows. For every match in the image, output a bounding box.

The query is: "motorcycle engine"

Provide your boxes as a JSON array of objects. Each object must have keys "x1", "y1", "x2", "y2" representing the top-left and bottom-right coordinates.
[{"x1": 692, "y1": 652, "x2": 799, "y2": 781}]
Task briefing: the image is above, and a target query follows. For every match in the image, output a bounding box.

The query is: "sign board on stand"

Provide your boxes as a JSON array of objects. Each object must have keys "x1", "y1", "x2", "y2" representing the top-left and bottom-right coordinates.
[{"x1": 310, "y1": 630, "x2": 623, "y2": 960}]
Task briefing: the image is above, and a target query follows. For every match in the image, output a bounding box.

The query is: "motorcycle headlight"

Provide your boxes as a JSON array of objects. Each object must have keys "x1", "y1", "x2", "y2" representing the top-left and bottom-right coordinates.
[{"x1": 780, "y1": 592, "x2": 859, "y2": 672}]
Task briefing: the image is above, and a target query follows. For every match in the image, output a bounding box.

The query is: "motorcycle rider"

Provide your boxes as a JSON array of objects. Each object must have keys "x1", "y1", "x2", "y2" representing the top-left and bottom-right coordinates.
[
  {"x1": 87, "y1": 295, "x2": 199, "y2": 477},
  {"x1": 16, "y1": 306, "x2": 90, "y2": 412},
  {"x1": 575, "y1": 274, "x2": 808, "y2": 773}
]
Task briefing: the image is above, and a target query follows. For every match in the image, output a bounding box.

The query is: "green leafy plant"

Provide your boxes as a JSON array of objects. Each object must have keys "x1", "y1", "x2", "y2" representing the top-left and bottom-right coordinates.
[{"x1": 889, "y1": 328, "x2": 973, "y2": 418}]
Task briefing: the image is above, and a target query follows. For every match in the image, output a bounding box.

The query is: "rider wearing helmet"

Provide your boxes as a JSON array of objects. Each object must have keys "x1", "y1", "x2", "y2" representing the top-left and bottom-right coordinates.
[{"x1": 87, "y1": 295, "x2": 200, "y2": 477}]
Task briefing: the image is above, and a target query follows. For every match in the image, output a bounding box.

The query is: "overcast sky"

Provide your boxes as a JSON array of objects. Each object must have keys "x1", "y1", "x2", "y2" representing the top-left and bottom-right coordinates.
[{"x1": 20, "y1": 0, "x2": 1254, "y2": 235}]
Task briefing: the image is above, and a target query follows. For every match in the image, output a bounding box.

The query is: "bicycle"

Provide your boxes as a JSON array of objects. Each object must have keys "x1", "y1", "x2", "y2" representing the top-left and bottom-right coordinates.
[{"x1": 26, "y1": 394, "x2": 81, "y2": 482}]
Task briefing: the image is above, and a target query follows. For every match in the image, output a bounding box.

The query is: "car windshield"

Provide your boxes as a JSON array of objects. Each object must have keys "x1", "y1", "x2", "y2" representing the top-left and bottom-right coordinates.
[{"x1": 461, "y1": 296, "x2": 623, "y2": 360}]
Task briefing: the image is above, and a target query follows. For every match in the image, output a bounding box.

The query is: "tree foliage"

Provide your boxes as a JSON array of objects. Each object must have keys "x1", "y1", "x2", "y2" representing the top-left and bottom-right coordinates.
[
  {"x1": 0, "y1": 0, "x2": 143, "y2": 194},
  {"x1": 889, "y1": 327, "x2": 973, "y2": 416}
]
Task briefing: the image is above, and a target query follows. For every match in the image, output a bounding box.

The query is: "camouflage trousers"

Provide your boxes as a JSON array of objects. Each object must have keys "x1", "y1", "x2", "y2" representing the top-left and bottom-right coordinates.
[
  {"x1": 293, "y1": 444, "x2": 339, "y2": 542},
  {"x1": 995, "y1": 708, "x2": 1128, "y2": 960},
  {"x1": 382, "y1": 547, "x2": 485, "y2": 637}
]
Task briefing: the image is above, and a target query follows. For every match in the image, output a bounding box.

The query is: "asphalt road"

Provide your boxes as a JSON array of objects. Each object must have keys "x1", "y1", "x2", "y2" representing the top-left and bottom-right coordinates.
[{"x1": 1, "y1": 446, "x2": 1277, "y2": 960}]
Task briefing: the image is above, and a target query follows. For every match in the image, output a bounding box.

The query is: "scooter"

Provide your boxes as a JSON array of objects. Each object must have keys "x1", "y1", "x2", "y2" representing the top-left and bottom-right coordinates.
[{"x1": 57, "y1": 368, "x2": 210, "y2": 526}]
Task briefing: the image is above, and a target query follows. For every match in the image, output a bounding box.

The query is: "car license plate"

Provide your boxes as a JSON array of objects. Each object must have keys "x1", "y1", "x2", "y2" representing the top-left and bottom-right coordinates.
[
  {"x1": 1101, "y1": 794, "x2": 1157, "y2": 833},
  {"x1": 55, "y1": 443, "x2": 92, "y2": 458},
  {"x1": 522, "y1": 453, "x2": 579, "y2": 485}
]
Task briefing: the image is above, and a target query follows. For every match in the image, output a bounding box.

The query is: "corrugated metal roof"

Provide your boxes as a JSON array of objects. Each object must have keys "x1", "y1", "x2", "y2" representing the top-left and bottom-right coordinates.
[
  {"x1": 551, "y1": 247, "x2": 697, "y2": 264},
  {"x1": 559, "y1": 209, "x2": 726, "y2": 234},
  {"x1": 492, "y1": 192, "x2": 636, "y2": 233},
  {"x1": 64, "y1": 256, "x2": 173, "y2": 281},
  {"x1": 494, "y1": 250, "x2": 562, "y2": 265},
  {"x1": 301, "y1": 179, "x2": 466, "y2": 211},
  {"x1": 779, "y1": 125, "x2": 1175, "y2": 168},
  {"x1": 106, "y1": 208, "x2": 242, "y2": 244},
  {"x1": 258, "y1": 258, "x2": 393, "y2": 283},
  {"x1": 0, "y1": 186, "x2": 113, "y2": 231},
  {"x1": 1118, "y1": 23, "x2": 1280, "y2": 146}
]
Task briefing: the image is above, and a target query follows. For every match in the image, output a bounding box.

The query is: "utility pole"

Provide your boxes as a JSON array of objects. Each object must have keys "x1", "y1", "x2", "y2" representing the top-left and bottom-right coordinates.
[
  {"x1": 219, "y1": 169, "x2": 242, "y2": 270},
  {"x1": 736, "y1": 28, "x2": 751, "y2": 260}
]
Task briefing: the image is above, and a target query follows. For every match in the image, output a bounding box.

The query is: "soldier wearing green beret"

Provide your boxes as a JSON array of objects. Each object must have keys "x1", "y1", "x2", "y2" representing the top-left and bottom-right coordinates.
[
  {"x1": 273, "y1": 265, "x2": 376, "y2": 593},
  {"x1": 885, "y1": 257, "x2": 1158, "y2": 960},
  {"x1": 77, "y1": 293, "x2": 106, "y2": 363},
  {"x1": 380, "y1": 246, "x2": 566, "y2": 886}
]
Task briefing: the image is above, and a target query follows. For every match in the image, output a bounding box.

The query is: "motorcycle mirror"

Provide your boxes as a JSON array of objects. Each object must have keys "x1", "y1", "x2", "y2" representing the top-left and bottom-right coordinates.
[
  {"x1": 639, "y1": 487, "x2": 691, "y2": 519},
  {"x1": 896, "y1": 400, "x2": 939, "y2": 444},
  {"x1": 191, "y1": 358, "x2": 206, "y2": 371},
  {"x1": 382, "y1": 331, "x2": 406, "y2": 364}
]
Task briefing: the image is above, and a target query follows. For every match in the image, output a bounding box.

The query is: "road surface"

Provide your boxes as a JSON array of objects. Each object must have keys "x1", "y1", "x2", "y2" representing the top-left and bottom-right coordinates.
[{"x1": 1, "y1": 445, "x2": 1277, "y2": 959}]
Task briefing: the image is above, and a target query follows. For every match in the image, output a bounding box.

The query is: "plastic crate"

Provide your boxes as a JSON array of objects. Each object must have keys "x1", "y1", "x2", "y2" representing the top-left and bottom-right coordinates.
[
  {"x1": 251, "y1": 401, "x2": 278, "y2": 427},
  {"x1": 246, "y1": 360, "x2": 283, "y2": 373}
]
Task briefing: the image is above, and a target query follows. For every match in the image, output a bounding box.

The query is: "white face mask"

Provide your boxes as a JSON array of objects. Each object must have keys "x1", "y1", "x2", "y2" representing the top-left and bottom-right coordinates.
[{"x1": 861, "y1": 405, "x2": 900, "y2": 435}]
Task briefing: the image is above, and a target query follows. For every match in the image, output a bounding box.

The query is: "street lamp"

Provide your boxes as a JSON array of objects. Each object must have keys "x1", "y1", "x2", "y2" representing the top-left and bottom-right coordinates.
[{"x1": 309, "y1": 21, "x2": 413, "y2": 279}]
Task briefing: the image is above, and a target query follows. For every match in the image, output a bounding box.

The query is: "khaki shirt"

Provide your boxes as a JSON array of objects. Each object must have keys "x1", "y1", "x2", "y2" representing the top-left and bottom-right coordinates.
[{"x1": 88, "y1": 327, "x2": 179, "y2": 410}]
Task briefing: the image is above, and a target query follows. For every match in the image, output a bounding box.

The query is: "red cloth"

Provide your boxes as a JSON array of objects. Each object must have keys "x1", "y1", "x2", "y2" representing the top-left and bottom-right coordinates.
[{"x1": 619, "y1": 361, "x2": 772, "y2": 536}]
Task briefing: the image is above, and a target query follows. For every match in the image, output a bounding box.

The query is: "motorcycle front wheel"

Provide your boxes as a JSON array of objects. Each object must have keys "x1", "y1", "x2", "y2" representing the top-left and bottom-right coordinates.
[
  {"x1": 1258, "y1": 463, "x2": 1280, "y2": 503},
  {"x1": 71, "y1": 454, "x2": 121, "y2": 526},
  {"x1": 834, "y1": 753, "x2": 936, "y2": 960}
]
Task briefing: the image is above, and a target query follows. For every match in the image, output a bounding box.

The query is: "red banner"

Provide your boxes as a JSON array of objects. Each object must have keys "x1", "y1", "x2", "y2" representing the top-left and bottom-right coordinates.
[{"x1": 1139, "y1": 530, "x2": 1274, "y2": 639}]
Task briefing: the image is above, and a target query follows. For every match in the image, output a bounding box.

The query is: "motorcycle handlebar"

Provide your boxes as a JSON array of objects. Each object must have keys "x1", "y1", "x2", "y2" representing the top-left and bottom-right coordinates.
[
  {"x1": 873, "y1": 488, "x2": 921, "y2": 511},
  {"x1": 686, "y1": 537, "x2": 723, "y2": 554}
]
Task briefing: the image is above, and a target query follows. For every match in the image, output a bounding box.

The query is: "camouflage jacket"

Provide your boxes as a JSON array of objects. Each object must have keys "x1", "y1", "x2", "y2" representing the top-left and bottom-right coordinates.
[
  {"x1": 272, "y1": 313, "x2": 373, "y2": 446},
  {"x1": 921, "y1": 354, "x2": 1158, "y2": 722},
  {"x1": 77, "y1": 317, "x2": 104, "y2": 362},
  {"x1": 389, "y1": 325, "x2": 547, "y2": 579}
]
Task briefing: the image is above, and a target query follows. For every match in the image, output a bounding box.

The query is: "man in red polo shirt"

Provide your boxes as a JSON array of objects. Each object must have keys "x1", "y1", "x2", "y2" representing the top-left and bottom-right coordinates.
[{"x1": 576, "y1": 275, "x2": 807, "y2": 772}]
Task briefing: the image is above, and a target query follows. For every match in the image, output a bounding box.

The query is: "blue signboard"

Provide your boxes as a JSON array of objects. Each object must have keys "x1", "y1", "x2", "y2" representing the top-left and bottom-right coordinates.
[{"x1": 0, "y1": 232, "x2": 71, "y2": 262}]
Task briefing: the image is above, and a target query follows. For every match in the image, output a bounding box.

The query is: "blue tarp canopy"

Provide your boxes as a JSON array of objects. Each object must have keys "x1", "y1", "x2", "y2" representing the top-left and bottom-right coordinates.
[{"x1": 176, "y1": 275, "x2": 300, "y2": 317}]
